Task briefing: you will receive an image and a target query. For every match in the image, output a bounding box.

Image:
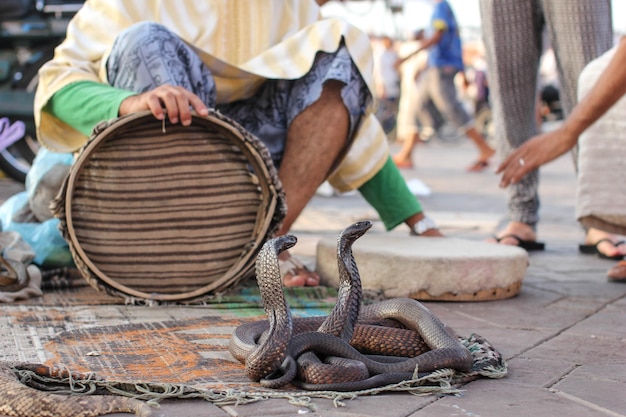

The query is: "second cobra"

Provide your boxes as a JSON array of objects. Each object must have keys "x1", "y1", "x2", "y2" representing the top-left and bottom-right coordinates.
[{"x1": 229, "y1": 221, "x2": 473, "y2": 391}]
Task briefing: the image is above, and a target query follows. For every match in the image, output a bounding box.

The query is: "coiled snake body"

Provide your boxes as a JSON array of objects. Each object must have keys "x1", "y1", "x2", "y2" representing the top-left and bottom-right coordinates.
[
  {"x1": 229, "y1": 221, "x2": 473, "y2": 391},
  {"x1": 0, "y1": 362, "x2": 151, "y2": 416}
]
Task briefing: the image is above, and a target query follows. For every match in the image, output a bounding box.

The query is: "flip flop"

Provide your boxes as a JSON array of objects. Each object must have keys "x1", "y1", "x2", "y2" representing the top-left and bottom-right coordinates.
[
  {"x1": 607, "y1": 260, "x2": 626, "y2": 283},
  {"x1": 466, "y1": 159, "x2": 489, "y2": 172},
  {"x1": 493, "y1": 234, "x2": 545, "y2": 251},
  {"x1": 578, "y1": 239, "x2": 625, "y2": 260}
]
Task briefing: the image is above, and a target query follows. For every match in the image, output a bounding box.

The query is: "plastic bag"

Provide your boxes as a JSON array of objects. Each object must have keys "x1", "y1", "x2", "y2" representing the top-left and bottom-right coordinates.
[{"x1": 0, "y1": 149, "x2": 74, "y2": 267}]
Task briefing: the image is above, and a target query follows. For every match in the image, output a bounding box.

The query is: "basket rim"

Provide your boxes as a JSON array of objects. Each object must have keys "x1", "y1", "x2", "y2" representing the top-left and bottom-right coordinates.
[{"x1": 62, "y1": 110, "x2": 284, "y2": 301}]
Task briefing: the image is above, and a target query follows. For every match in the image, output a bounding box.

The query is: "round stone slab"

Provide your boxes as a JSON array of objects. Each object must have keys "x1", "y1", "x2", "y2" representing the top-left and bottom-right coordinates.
[{"x1": 316, "y1": 235, "x2": 529, "y2": 302}]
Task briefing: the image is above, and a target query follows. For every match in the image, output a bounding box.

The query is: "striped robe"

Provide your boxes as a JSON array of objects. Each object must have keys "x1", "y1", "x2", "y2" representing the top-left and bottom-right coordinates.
[{"x1": 34, "y1": 0, "x2": 388, "y2": 192}]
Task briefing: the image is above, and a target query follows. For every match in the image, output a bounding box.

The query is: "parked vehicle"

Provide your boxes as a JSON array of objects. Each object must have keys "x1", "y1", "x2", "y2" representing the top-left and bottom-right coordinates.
[{"x1": 0, "y1": 0, "x2": 84, "y2": 182}]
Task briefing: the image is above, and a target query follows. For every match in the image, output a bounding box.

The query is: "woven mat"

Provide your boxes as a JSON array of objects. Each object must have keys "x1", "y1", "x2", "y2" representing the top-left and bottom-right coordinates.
[
  {"x1": 1, "y1": 274, "x2": 507, "y2": 407},
  {"x1": 15, "y1": 268, "x2": 343, "y2": 309},
  {"x1": 2, "y1": 300, "x2": 507, "y2": 408},
  {"x1": 45, "y1": 321, "x2": 504, "y2": 386}
]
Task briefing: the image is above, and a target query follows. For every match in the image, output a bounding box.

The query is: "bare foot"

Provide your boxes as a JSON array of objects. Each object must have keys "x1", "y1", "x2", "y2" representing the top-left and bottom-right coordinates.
[
  {"x1": 278, "y1": 250, "x2": 320, "y2": 287},
  {"x1": 607, "y1": 260, "x2": 626, "y2": 282},
  {"x1": 420, "y1": 228, "x2": 444, "y2": 237},
  {"x1": 481, "y1": 146, "x2": 496, "y2": 161},
  {"x1": 466, "y1": 159, "x2": 490, "y2": 172},
  {"x1": 467, "y1": 147, "x2": 495, "y2": 172},
  {"x1": 392, "y1": 154, "x2": 414, "y2": 169}
]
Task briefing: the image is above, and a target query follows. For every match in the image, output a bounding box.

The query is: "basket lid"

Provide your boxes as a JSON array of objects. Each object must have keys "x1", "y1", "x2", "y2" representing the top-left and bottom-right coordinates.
[{"x1": 52, "y1": 110, "x2": 286, "y2": 303}]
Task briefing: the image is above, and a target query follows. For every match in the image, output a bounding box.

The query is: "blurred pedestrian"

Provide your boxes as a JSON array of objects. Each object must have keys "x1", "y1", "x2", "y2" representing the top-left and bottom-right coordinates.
[
  {"x1": 393, "y1": 29, "x2": 429, "y2": 168},
  {"x1": 395, "y1": 0, "x2": 495, "y2": 172},
  {"x1": 373, "y1": 35, "x2": 401, "y2": 135}
]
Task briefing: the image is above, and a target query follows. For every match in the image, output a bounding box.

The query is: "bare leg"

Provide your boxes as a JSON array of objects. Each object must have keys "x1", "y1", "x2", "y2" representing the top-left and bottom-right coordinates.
[
  {"x1": 465, "y1": 126, "x2": 495, "y2": 172},
  {"x1": 277, "y1": 80, "x2": 348, "y2": 235},
  {"x1": 392, "y1": 131, "x2": 420, "y2": 168},
  {"x1": 277, "y1": 80, "x2": 350, "y2": 286}
]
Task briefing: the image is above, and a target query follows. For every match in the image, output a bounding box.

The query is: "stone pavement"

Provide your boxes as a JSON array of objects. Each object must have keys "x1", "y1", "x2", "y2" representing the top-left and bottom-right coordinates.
[{"x1": 0, "y1": 135, "x2": 625, "y2": 417}]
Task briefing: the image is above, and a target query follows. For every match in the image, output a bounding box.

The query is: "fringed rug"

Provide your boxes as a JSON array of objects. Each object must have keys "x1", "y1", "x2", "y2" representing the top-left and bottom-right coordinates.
[{"x1": 1, "y1": 284, "x2": 507, "y2": 408}]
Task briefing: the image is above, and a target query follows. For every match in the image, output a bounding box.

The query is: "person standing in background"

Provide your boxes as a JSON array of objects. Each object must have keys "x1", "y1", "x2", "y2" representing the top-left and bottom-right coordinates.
[
  {"x1": 373, "y1": 36, "x2": 401, "y2": 103},
  {"x1": 480, "y1": 0, "x2": 616, "y2": 255},
  {"x1": 373, "y1": 35, "x2": 402, "y2": 136},
  {"x1": 394, "y1": 0, "x2": 495, "y2": 172},
  {"x1": 393, "y1": 29, "x2": 429, "y2": 169}
]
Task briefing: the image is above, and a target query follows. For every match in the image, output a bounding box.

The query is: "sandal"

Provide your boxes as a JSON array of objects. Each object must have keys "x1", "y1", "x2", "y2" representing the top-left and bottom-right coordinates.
[
  {"x1": 579, "y1": 239, "x2": 625, "y2": 260},
  {"x1": 278, "y1": 255, "x2": 320, "y2": 287},
  {"x1": 492, "y1": 234, "x2": 545, "y2": 251}
]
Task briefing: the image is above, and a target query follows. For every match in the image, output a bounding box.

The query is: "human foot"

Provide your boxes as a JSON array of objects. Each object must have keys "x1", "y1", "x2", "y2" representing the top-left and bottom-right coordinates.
[
  {"x1": 580, "y1": 228, "x2": 626, "y2": 260},
  {"x1": 607, "y1": 260, "x2": 626, "y2": 282},
  {"x1": 419, "y1": 228, "x2": 444, "y2": 237},
  {"x1": 467, "y1": 148, "x2": 495, "y2": 172},
  {"x1": 278, "y1": 251, "x2": 320, "y2": 287},
  {"x1": 392, "y1": 154, "x2": 414, "y2": 169},
  {"x1": 466, "y1": 159, "x2": 489, "y2": 172},
  {"x1": 488, "y1": 221, "x2": 544, "y2": 250}
]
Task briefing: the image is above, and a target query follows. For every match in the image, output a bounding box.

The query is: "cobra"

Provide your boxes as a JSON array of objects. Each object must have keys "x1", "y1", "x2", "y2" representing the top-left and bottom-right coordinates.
[{"x1": 230, "y1": 221, "x2": 473, "y2": 391}]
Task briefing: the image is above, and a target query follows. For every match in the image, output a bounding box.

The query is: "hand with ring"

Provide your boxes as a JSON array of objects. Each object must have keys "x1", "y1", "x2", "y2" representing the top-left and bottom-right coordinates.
[{"x1": 497, "y1": 126, "x2": 579, "y2": 188}]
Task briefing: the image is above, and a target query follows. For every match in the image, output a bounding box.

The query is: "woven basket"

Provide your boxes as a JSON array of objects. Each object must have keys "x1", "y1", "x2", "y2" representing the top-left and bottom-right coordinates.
[{"x1": 52, "y1": 110, "x2": 286, "y2": 303}]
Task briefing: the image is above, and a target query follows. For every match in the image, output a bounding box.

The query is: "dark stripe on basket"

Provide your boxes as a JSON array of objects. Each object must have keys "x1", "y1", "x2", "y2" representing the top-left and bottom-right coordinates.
[{"x1": 58, "y1": 111, "x2": 285, "y2": 300}]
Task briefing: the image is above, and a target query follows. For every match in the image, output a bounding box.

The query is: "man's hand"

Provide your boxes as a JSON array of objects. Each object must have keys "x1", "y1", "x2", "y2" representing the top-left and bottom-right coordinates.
[{"x1": 119, "y1": 84, "x2": 209, "y2": 126}]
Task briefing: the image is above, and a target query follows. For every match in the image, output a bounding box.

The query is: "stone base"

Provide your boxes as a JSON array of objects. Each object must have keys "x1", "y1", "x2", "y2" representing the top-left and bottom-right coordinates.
[{"x1": 316, "y1": 234, "x2": 528, "y2": 302}]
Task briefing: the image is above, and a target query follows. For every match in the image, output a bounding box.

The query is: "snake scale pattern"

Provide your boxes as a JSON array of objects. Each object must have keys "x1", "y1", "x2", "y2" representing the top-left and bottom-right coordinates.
[
  {"x1": 0, "y1": 362, "x2": 152, "y2": 416},
  {"x1": 229, "y1": 221, "x2": 473, "y2": 391},
  {"x1": 0, "y1": 258, "x2": 29, "y2": 293}
]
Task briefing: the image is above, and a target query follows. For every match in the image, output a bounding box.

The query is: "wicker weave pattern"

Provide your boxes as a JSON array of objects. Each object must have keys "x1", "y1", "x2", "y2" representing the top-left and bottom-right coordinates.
[{"x1": 52, "y1": 110, "x2": 285, "y2": 303}]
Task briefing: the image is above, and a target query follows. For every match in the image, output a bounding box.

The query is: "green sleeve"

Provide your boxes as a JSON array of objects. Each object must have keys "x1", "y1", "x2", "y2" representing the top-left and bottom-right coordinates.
[
  {"x1": 358, "y1": 156, "x2": 422, "y2": 230},
  {"x1": 43, "y1": 81, "x2": 137, "y2": 136}
]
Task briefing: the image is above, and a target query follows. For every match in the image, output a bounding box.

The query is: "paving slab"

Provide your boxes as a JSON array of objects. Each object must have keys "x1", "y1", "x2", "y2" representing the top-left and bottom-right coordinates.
[
  {"x1": 222, "y1": 392, "x2": 439, "y2": 417},
  {"x1": 566, "y1": 302, "x2": 626, "y2": 338},
  {"x1": 552, "y1": 378, "x2": 626, "y2": 417},
  {"x1": 108, "y1": 399, "x2": 230, "y2": 417},
  {"x1": 417, "y1": 380, "x2": 614, "y2": 417},
  {"x1": 524, "y1": 332, "x2": 626, "y2": 365},
  {"x1": 504, "y1": 357, "x2": 577, "y2": 388}
]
